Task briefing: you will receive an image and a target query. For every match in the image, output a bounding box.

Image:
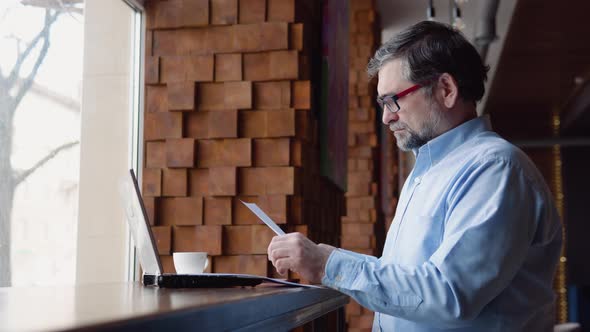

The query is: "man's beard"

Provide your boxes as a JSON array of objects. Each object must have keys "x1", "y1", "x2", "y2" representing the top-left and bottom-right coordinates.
[{"x1": 390, "y1": 107, "x2": 443, "y2": 151}]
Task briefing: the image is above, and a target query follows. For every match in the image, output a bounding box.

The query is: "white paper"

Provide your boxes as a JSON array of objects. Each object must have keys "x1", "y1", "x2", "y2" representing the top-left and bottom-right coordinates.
[{"x1": 240, "y1": 200, "x2": 286, "y2": 236}]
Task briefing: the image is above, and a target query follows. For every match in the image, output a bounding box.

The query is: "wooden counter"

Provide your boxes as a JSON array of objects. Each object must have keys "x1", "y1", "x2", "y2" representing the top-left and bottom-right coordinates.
[{"x1": 0, "y1": 282, "x2": 348, "y2": 331}]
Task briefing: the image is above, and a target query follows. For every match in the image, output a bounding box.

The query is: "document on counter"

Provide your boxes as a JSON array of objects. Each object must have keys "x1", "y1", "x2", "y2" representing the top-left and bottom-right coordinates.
[
  {"x1": 240, "y1": 200, "x2": 286, "y2": 236},
  {"x1": 239, "y1": 200, "x2": 325, "y2": 289}
]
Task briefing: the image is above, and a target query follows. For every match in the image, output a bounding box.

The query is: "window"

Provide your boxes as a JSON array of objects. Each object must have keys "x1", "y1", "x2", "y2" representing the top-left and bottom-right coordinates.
[
  {"x1": 0, "y1": 0, "x2": 143, "y2": 286},
  {"x1": 0, "y1": 0, "x2": 85, "y2": 287},
  {"x1": 76, "y1": 0, "x2": 143, "y2": 284}
]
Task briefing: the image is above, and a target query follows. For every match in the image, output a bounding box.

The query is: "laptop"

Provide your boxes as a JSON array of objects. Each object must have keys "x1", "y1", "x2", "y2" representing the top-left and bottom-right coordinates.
[{"x1": 122, "y1": 169, "x2": 312, "y2": 288}]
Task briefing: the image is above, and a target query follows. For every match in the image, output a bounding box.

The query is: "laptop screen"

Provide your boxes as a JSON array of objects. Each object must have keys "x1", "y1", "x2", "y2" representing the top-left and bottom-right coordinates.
[{"x1": 120, "y1": 169, "x2": 163, "y2": 275}]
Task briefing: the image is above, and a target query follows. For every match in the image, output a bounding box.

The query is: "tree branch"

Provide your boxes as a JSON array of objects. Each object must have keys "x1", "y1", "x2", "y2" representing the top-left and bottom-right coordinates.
[
  {"x1": 12, "y1": 9, "x2": 60, "y2": 110},
  {"x1": 20, "y1": 0, "x2": 84, "y2": 16},
  {"x1": 0, "y1": 6, "x2": 13, "y2": 24},
  {"x1": 21, "y1": 0, "x2": 84, "y2": 7},
  {"x1": 13, "y1": 140, "x2": 79, "y2": 186},
  {"x1": 16, "y1": 77, "x2": 81, "y2": 112},
  {"x1": 6, "y1": 9, "x2": 59, "y2": 88},
  {"x1": 5, "y1": 34, "x2": 25, "y2": 62}
]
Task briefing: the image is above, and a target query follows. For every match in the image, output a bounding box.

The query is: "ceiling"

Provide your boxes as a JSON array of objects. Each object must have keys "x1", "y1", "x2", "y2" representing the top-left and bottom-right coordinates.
[
  {"x1": 375, "y1": 0, "x2": 590, "y2": 142},
  {"x1": 484, "y1": 0, "x2": 590, "y2": 140}
]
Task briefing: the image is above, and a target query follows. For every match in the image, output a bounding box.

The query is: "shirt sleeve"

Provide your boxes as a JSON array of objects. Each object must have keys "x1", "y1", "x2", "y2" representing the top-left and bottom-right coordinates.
[
  {"x1": 336, "y1": 248, "x2": 380, "y2": 264},
  {"x1": 322, "y1": 158, "x2": 548, "y2": 328}
]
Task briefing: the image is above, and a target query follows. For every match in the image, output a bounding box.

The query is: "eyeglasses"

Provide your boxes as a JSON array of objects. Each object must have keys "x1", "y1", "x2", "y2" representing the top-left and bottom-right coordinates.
[{"x1": 376, "y1": 83, "x2": 425, "y2": 114}]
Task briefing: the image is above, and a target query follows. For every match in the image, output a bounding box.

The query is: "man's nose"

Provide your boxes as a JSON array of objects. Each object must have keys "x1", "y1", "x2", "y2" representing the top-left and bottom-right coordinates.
[{"x1": 382, "y1": 109, "x2": 399, "y2": 125}]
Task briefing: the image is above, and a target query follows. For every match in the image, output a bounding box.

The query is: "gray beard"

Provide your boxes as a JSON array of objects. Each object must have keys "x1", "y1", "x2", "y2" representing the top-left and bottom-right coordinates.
[
  {"x1": 396, "y1": 128, "x2": 430, "y2": 151},
  {"x1": 392, "y1": 107, "x2": 443, "y2": 151}
]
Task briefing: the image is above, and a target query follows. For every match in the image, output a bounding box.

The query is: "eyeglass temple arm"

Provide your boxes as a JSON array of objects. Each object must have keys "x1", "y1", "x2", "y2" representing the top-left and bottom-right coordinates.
[{"x1": 396, "y1": 84, "x2": 423, "y2": 98}]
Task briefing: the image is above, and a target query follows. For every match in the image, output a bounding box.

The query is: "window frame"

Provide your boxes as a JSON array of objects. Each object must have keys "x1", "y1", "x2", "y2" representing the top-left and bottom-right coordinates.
[{"x1": 76, "y1": 0, "x2": 145, "y2": 284}]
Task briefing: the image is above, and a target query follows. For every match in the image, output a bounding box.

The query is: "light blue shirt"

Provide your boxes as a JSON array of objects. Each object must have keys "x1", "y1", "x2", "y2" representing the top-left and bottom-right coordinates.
[{"x1": 322, "y1": 116, "x2": 562, "y2": 331}]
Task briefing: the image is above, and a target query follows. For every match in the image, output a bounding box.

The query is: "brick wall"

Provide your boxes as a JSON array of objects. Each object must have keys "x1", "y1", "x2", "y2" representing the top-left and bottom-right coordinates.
[
  {"x1": 142, "y1": 0, "x2": 343, "y2": 281},
  {"x1": 343, "y1": 1, "x2": 384, "y2": 331}
]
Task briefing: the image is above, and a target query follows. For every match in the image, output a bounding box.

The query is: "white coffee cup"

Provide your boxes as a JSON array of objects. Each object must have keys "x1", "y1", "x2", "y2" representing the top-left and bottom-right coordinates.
[{"x1": 172, "y1": 252, "x2": 209, "y2": 274}]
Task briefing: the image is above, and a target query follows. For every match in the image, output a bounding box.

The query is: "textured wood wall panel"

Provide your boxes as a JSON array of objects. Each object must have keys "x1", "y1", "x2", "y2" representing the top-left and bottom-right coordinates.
[
  {"x1": 208, "y1": 167, "x2": 237, "y2": 195},
  {"x1": 146, "y1": 85, "x2": 168, "y2": 113},
  {"x1": 197, "y1": 138, "x2": 252, "y2": 167},
  {"x1": 142, "y1": 168, "x2": 162, "y2": 197},
  {"x1": 143, "y1": 0, "x2": 343, "y2": 287},
  {"x1": 210, "y1": 0, "x2": 238, "y2": 25},
  {"x1": 162, "y1": 168, "x2": 188, "y2": 196},
  {"x1": 144, "y1": 112, "x2": 183, "y2": 140},
  {"x1": 253, "y1": 81, "x2": 291, "y2": 109},
  {"x1": 166, "y1": 138, "x2": 196, "y2": 168},
  {"x1": 146, "y1": 141, "x2": 166, "y2": 168},
  {"x1": 152, "y1": 226, "x2": 172, "y2": 255},
  {"x1": 208, "y1": 110, "x2": 238, "y2": 138},
  {"x1": 342, "y1": 0, "x2": 384, "y2": 330},
  {"x1": 214, "y1": 53, "x2": 242, "y2": 82},
  {"x1": 173, "y1": 225, "x2": 222, "y2": 255},
  {"x1": 243, "y1": 50, "x2": 299, "y2": 81},
  {"x1": 238, "y1": 0, "x2": 266, "y2": 24},
  {"x1": 203, "y1": 197, "x2": 233, "y2": 225},
  {"x1": 159, "y1": 197, "x2": 203, "y2": 225}
]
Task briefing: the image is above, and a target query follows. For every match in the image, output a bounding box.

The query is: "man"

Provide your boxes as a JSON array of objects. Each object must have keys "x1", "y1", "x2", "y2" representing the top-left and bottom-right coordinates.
[{"x1": 267, "y1": 21, "x2": 563, "y2": 331}]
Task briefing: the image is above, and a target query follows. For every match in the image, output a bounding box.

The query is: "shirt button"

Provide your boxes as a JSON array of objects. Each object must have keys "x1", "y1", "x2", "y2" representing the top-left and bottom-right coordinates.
[
  {"x1": 335, "y1": 275, "x2": 342, "y2": 282},
  {"x1": 414, "y1": 177, "x2": 421, "y2": 184}
]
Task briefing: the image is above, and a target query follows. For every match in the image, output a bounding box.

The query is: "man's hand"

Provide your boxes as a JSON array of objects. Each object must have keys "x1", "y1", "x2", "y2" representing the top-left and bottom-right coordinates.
[{"x1": 267, "y1": 232, "x2": 336, "y2": 284}]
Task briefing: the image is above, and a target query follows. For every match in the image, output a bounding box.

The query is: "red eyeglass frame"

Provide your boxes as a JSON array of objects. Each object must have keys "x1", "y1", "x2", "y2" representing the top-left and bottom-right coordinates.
[{"x1": 376, "y1": 83, "x2": 425, "y2": 113}]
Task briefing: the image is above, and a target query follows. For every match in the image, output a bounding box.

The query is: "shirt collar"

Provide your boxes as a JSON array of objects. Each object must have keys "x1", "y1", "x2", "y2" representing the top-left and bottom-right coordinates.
[{"x1": 413, "y1": 115, "x2": 493, "y2": 169}]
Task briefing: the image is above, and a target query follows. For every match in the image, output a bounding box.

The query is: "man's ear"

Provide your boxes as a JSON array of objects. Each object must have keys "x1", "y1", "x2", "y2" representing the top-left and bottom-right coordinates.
[{"x1": 436, "y1": 73, "x2": 459, "y2": 109}]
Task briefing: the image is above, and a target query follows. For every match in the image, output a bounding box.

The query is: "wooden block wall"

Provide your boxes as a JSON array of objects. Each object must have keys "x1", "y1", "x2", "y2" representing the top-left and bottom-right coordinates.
[
  {"x1": 143, "y1": 0, "x2": 343, "y2": 281},
  {"x1": 344, "y1": 1, "x2": 384, "y2": 330}
]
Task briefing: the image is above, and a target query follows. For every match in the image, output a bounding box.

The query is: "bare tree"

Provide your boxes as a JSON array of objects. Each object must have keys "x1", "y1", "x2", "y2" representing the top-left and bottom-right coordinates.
[{"x1": 0, "y1": 3, "x2": 81, "y2": 286}]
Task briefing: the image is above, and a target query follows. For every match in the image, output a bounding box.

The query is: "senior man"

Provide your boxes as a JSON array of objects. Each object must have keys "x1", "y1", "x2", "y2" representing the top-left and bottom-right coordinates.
[{"x1": 268, "y1": 21, "x2": 562, "y2": 331}]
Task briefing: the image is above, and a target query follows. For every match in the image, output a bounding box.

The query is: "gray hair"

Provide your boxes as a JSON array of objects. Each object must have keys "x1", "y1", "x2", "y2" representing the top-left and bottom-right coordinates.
[{"x1": 367, "y1": 21, "x2": 489, "y2": 103}]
